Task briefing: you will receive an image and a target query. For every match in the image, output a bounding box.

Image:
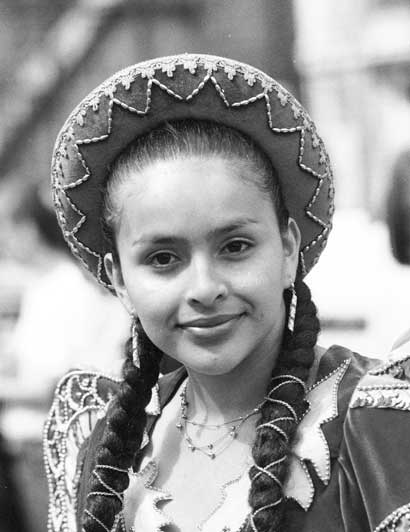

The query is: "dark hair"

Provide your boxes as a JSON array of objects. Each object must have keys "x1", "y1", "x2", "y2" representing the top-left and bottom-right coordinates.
[{"x1": 84, "y1": 120, "x2": 320, "y2": 532}]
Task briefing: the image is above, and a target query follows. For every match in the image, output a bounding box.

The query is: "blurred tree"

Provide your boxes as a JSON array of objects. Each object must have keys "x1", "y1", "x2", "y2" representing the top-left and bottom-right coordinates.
[{"x1": 0, "y1": 0, "x2": 298, "y2": 184}]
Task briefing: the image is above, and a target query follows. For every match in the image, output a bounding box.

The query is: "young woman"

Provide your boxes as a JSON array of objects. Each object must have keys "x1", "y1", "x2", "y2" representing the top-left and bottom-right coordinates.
[{"x1": 44, "y1": 54, "x2": 410, "y2": 532}]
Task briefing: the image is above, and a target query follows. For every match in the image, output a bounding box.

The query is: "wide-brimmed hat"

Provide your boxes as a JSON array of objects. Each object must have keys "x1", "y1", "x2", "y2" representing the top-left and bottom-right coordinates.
[{"x1": 52, "y1": 53, "x2": 334, "y2": 290}]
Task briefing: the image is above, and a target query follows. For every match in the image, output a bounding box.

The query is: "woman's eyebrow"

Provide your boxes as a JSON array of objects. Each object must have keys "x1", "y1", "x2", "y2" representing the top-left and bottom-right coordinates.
[
  {"x1": 132, "y1": 235, "x2": 185, "y2": 247},
  {"x1": 209, "y1": 217, "x2": 260, "y2": 238},
  {"x1": 132, "y1": 218, "x2": 259, "y2": 247}
]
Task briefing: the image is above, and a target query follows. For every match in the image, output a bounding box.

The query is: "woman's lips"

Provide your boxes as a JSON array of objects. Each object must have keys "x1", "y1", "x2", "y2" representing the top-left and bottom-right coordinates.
[
  {"x1": 177, "y1": 313, "x2": 244, "y2": 340},
  {"x1": 179, "y1": 313, "x2": 243, "y2": 328}
]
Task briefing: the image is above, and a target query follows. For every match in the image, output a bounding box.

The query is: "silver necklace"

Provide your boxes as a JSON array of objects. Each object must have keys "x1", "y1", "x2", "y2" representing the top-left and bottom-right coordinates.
[{"x1": 176, "y1": 383, "x2": 261, "y2": 459}]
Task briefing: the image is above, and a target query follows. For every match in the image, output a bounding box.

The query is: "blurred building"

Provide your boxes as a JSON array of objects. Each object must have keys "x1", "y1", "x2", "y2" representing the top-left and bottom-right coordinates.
[
  {"x1": 294, "y1": 0, "x2": 410, "y2": 356},
  {"x1": 295, "y1": 0, "x2": 410, "y2": 217},
  {"x1": 0, "y1": 0, "x2": 299, "y2": 191}
]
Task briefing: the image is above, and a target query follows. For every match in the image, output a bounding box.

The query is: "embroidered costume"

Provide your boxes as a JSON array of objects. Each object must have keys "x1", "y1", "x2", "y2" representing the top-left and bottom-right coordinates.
[{"x1": 44, "y1": 346, "x2": 410, "y2": 532}]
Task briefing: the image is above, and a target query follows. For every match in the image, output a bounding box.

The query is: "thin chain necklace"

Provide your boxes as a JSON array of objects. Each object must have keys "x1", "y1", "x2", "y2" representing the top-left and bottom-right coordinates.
[{"x1": 176, "y1": 382, "x2": 261, "y2": 459}]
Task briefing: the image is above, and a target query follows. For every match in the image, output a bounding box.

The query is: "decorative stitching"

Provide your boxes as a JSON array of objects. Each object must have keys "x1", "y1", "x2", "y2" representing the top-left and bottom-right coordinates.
[
  {"x1": 231, "y1": 92, "x2": 265, "y2": 107},
  {"x1": 264, "y1": 92, "x2": 301, "y2": 133},
  {"x1": 209, "y1": 75, "x2": 230, "y2": 107},
  {"x1": 44, "y1": 370, "x2": 160, "y2": 532},
  {"x1": 43, "y1": 370, "x2": 122, "y2": 532},
  {"x1": 127, "y1": 460, "x2": 173, "y2": 532},
  {"x1": 370, "y1": 354, "x2": 410, "y2": 377},
  {"x1": 373, "y1": 502, "x2": 410, "y2": 532},
  {"x1": 285, "y1": 457, "x2": 315, "y2": 511},
  {"x1": 283, "y1": 357, "x2": 351, "y2": 512},
  {"x1": 196, "y1": 457, "x2": 253, "y2": 531},
  {"x1": 350, "y1": 386, "x2": 410, "y2": 410},
  {"x1": 303, "y1": 358, "x2": 350, "y2": 484}
]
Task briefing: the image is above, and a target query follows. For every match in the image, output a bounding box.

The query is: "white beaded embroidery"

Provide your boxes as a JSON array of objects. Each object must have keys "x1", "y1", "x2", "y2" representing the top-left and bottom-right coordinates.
[
  {"x1": 373, "y1": 503, "x2": 410, "y2": 532},
  {"x1": 43, "y1": 370, "x2": 121, "y2": 532},
  {"x1": 351, "y1": 354, "x2": 410, "y2": 411}
]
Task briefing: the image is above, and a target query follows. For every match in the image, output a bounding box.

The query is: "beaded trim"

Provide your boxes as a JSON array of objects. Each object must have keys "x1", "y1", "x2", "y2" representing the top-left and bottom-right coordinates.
[
  {"x1": 127, "y1": 460, "x2": 173, "y2": 532},
  {"x1": 52, "y1": 53, "x2": 334, "y2": 289},
  {"x1": 197, "y1": 458, "x2": 253, "y2": 532},
  {"x1": 43, "y1": 370, "x2": 160, "y2": 532},
  {"x1": 43, "y1": 370, "x2": 122, "y2": 532},
  {"x1": 351, "y1": 353, "x2": 410, "y2": 410},
  {"x1": 373, "y1": 503, "x2": 410, "y2": 532},
  {"x1": 284, "y1": 357, "x2": 351, "y2": 510},
  {"x1": 350, "y1": 383, "x2": 410, "y2": 410},
  {"x1": 369, "y1": 353, "x2": 410, "y2": 379}
]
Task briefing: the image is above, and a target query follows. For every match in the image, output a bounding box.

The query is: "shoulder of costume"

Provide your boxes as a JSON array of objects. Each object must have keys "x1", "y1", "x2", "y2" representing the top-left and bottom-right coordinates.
[
  {"x1": 315, "y1": 345, "x2": 380, "y2": 408},
  {"x1": 304, "y1": 344, "x2": 379, "y2": 450},
  {"x1": 283, "y1": 345, "x2": 379, "y2": 511},
  {"x1": 43, "y1": 367, "x2": 175, "y2": 531},
  {"x1": 306, "y1": 346, "x2": 379, "y2": 466},
  {"x1": 350, "y1": 351, "x2": 410, "y2": 411},
  {"x1": 343, "y1": 351, "x2": 410, "y2": 532},
  {"x1": 43, "y1": 369, "x2": 122, "y2": 532}
]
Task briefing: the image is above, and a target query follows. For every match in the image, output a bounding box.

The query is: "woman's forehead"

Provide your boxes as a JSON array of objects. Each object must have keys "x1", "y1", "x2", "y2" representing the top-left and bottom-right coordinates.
[
  {"x1": 117, "y1": 155, "x2": 268, "y2": 209},
  {"x1": 115, "y1": 156, "x2": 277, "y2": 239}
]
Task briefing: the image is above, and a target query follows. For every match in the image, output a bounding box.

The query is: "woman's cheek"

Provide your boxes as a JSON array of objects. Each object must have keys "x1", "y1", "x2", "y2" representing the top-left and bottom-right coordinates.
[{"x1": 131, "y1": 279, "x2": 180, "y2": 321}]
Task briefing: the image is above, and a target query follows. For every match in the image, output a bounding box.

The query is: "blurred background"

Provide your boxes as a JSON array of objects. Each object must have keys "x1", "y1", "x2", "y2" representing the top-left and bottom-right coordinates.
[{"x1": 0, "y1": 0, "x2": 409, "y2": 530}]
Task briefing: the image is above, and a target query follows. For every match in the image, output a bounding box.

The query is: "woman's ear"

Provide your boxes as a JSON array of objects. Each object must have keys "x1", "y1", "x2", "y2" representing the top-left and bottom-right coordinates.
[
  {"x1": 281, "y1": 217, "x2": 301, "y2": 283},
  {"x1": 104, "y1": 252, "x2": 134, "y2": 315}
]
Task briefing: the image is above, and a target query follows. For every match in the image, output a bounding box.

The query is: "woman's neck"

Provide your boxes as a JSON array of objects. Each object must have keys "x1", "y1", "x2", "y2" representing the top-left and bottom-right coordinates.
[{"x1": 184, "y1": 339, "x2": 281, "y2": 425}]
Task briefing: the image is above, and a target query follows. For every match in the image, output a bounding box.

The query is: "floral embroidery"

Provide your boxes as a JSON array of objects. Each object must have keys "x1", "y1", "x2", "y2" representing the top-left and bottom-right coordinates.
[
  {"x1": 351, "y1": 354, "x2": 410, "y2": 411},
  {"x1": 350, "y1": 380, "x2": 410, "y2": 411}
]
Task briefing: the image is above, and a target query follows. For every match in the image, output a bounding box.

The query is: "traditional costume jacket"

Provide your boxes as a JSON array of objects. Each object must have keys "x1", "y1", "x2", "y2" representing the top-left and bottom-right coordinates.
[{"x1": 44, "y1": 345, "x2": 410, "y2": 532}]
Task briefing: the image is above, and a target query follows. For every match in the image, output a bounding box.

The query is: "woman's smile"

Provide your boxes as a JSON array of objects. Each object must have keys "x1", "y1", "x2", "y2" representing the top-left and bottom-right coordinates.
[{"x1": 177, "y1": 312, "x2": 245, "y2": 341}]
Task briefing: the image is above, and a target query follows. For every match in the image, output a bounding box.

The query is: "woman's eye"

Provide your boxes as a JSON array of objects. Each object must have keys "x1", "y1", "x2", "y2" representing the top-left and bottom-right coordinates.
[
  {"x1": 222, "y1": 240, "x2": 251, "y2": 255},
  {"x1": 148, "y1": 252, "x2": 179, "y2": 268}
]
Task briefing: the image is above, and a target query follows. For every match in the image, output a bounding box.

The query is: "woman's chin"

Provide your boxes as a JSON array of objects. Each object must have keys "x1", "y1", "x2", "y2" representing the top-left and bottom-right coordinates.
[{"x1": 177, "y1": 349, "x2": 248, "y2": 377}]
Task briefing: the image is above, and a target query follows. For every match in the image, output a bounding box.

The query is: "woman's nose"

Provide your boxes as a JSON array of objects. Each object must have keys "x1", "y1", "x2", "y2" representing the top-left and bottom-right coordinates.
[{"x1": 185, "y1": 257, "x2": 228, "y2": 307}]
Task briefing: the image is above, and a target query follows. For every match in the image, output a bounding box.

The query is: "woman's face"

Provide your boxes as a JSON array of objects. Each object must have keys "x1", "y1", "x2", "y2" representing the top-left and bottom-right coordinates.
[{"x1": 105, "y1": 155, "x2": 300, "y2": 377}]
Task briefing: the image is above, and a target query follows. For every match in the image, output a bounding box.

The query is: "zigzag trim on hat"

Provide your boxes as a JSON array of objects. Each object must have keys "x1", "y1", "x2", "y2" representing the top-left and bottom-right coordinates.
[{"x1": 52, "y1": 54, "x2": 333, "y2": 289}]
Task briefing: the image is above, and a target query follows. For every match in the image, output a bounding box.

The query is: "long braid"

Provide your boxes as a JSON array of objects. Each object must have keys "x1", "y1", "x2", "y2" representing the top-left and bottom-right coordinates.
[
  {"x1": 248, "y1": 274, "x2": 320, "y2": 532},
  {"x1": 82, "y1": 322, "x2": 162, "y2": 532}
]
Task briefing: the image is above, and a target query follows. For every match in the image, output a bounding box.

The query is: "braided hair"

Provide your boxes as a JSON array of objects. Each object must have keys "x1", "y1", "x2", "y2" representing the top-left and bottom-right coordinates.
[
  {"x1": 248, "y1": 273, "x2": 319, "y2": 531},
  {"x1": 82, "y1": 120, "x2": 320, "y2": 532},
  {"x1": 82, "y1": 323, "x2": 162, "y2": 531}
]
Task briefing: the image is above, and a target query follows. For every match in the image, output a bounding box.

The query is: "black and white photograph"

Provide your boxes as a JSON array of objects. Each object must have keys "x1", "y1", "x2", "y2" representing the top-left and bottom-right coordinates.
[{"x1": 0, "y1": 1, "x2": 410, "y2": 531}]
